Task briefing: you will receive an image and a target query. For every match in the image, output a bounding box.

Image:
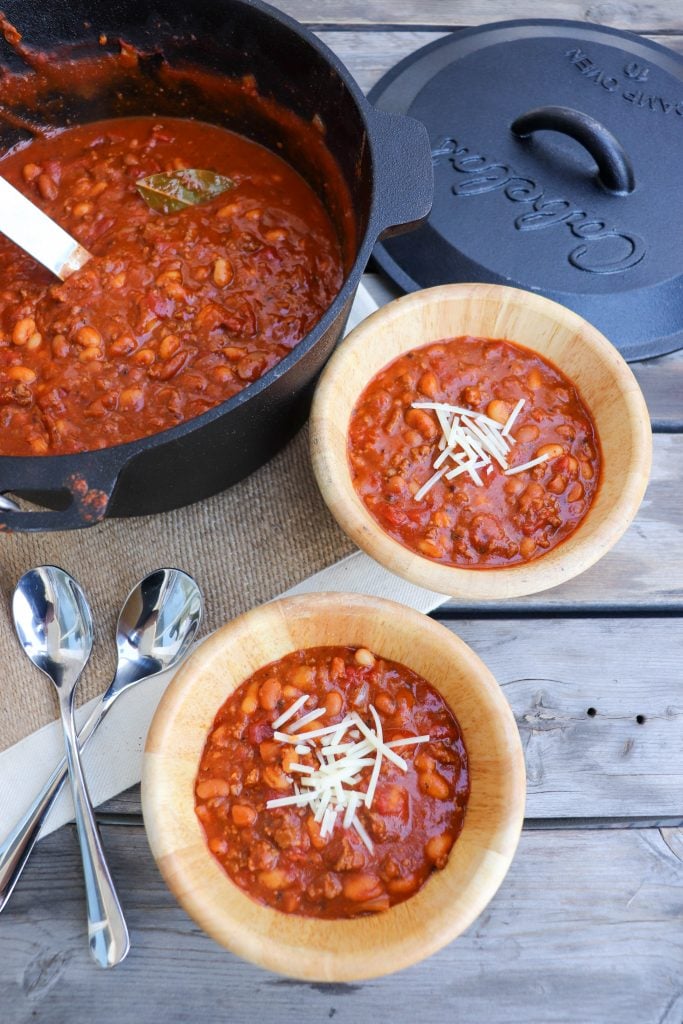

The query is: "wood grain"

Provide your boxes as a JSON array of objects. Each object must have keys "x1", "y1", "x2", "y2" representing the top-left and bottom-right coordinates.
[
  {"x1": 634, "y1": 350, "x2": 683, "y2": 431},
  {"x1": 102, "y1": 615, "x2": 683, "y2": 822},
  {"x1": 142, "y1": 594, "x2": 525, "y2": 980},
  {"x1": 1, "y1": 822, "x2": 680, "y2": 1024},
  {"x1": 316, "y1": 32, "x2": 683, "y2": 95},
  {"x1": 311, "y1": 283, "x2": 652, "y2": 600},
  {"x1": 283, "y1": 1, "x2": 683, "y2": 31}
]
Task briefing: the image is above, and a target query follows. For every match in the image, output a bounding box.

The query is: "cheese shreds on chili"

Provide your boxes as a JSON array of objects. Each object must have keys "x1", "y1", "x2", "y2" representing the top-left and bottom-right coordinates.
[
  {"x1": 265, "y1": 696, "x2": 430, "y2": 852},
  {"x1": 408, "y1": 399, "x2": 553, "y2": 498}
]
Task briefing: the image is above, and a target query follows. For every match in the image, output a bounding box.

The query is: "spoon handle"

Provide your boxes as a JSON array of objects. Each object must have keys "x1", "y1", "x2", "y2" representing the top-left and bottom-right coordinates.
[
  {"x1": 59, "y1": 689, "x2": 129, "y2": 968},
  {"x1": 0, "y1": 177, "x2": 92, "y2": 280},
  {"x1": 0, "y1": 697, "x2": 108, "y2": 912}
]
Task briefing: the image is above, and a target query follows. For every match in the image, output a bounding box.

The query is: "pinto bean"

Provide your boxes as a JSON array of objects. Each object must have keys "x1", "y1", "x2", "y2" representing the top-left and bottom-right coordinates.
[
  {"x1": 241, "y1": 681, "x2": 259, "y2": 715},
  {"x1": 52, "y1": 334, "x2": 69, "y2": 358},
  {"x1": 7, "y1": 366, "x2": 36, "y2": 383},
  {"x1": 425, "y1": 832, "x2": 454, "y2": 867},
  {"x1": 342, "y1": 873, "x2": 384, "y2": 903},
  {"x1": 236, "y1": 352, "x2": 267, "y2": 382},
  {"x1": 520, "y1": 536, "x2": 536, "y2": 558},
  {"x1": 38, "y1": 174, "x2": 58, "y2": 201},
  {"x1": 404, "y1": 407, "x2": 439, "y2": 441},
  {"x1": 324, "y1": 691, "x2": 343, "y2": 717},
  {"x1": 418, "y1": 371, "x2": 438, "y2": 398},
  {"x1": 75, "y1": 326, "x2": 103, "y2": 349},
  {"x1": 159, "y1": 334, "x2": 180, "y2": 359},
  {"x1": 290, "y1": 665, "x2": 314, "y2": 690},
  {"x1": 418, "y1": 538, "x2": 443, "y2": 559},
  {"x1": 119, "y1": 387, "x2": 144, "y2": 411},
  {"x1": 354, "y1": 648, "x2": 376, "y2": 668},
  {"x1": 12, "y1": 318, "x2": 36, "y2": 346},
  {"x1": 262, "y1": 765, "x2": 290, "y2": 791},
  {"x1": 22, "y1": 162, "x2": 41, "y2": 182},
  {"x1": 153, "y1": 351, "x2": 187, "y2": 380},
  {"x1": 257, "y1": 868, "x2": 291, "y2": 890},
  {"x1": 547, "y1": 474, "x2": 567, "y2": 494},
  {"x1": 259, "y1": 677, "x2": 281, "y2": 711},
  {"x1": 514, "y1": 423, "x2": 540, "y2": 443},
  {"x1": 212, "y1": 365, "x2": 234, "y2": 384},
  {"x1": 536, "y1": 443, "x2": 564, "y2": 460},
  {"x1": 231, "y1": 804, "x2": 257, "y2": 827},
  {"x1": 387, "y1": 874, "x2": 420, "y2": 895},
  {"x1": 109, "y1": 334, "x2": 136, "y2": 356},
  {"x1": 419, "y1": 770, "x2": 450, "y2": 800},
  {"x1": 196, "y1": 778, "x2": 231, "y2": 800},
  {"x1": 216, "y1": 202, "x2": 239, "y2": 218},
  {"x1": 79, "y1": 347, "x2": 103, "y2": 363},
  {"x1": 486, "y1": 399, "x2": 510, "y2": 424},
  {"x1": 374, "y1": 691, "x2": 395, "y2": 716},
  {"x1": 213, "y1": 258, "x2": 234, "y2": 287},
  {"x1": 306, "y1": 815, "x2": 327, "y2": 850},
  {"x1": 385, "y1": 474, "x2": 405, "y2": 495},
  {"x1": 259, "y1": 740, "x2": 281, "y2": 763}
]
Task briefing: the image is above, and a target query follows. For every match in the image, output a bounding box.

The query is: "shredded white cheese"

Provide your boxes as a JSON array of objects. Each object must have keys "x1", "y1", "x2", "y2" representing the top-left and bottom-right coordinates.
[
  {"x1": 264, "y1": 692, "x2": 430, "y2": 852},
  {"x1": 413, "y1": 466, "x2": 448, "y2": 502},
  {"x1": 504, "y1": 452, "x2": 551, "y2": 476},
  {"x1": 283, "y1": 706, "x2": 326, "y2": 733},
  {"x1": 271, "y1": 694, "x2": 308, "y2": 730},
  {"x1": 501, "y1": 398, "x2": 525, "y2": 437},
  {"x1": 409, "y1": 397, "x2": 552, "y2": 496}
]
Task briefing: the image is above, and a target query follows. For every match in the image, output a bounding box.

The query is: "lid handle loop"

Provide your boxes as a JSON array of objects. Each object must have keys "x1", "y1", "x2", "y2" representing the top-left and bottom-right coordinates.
[{"x1": 511, "y1": 106, "x2": 635, "y2": 196}]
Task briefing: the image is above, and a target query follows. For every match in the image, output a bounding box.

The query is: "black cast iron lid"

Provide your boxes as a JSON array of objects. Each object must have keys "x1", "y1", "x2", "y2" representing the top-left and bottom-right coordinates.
[{"x1": 369, "y1": 19, "x2": 683, "y2": 360}]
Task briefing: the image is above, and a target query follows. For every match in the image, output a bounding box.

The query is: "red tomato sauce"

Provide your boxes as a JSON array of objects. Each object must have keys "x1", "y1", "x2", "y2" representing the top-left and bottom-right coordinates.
[
  {"x1": 195, "y1": 645, "x2": 470, "y2": 919},
  {"x1": 0, "y1": 116, "x2": 343, "y2": 454},
  {"x1": 348, "y1": 336, "x2": 601, "y2": 568}
]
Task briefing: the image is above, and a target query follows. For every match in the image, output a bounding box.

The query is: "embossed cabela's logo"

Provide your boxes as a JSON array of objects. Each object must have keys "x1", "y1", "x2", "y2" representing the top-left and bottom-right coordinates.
[{"x1": 433, "y1": 138, "x2": 646, "y2": 275}]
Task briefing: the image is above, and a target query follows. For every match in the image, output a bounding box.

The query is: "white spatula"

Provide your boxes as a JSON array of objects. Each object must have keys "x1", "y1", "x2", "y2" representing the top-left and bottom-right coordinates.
[{"x1": 0, "y1": 177, "x2": 91, "y2": 280}]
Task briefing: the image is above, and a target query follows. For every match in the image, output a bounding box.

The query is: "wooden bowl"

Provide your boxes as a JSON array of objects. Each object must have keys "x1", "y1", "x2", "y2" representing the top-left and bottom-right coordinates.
[
  {"x1": 142, "y1": 592, "x2": 525, "y2": 980},
  {"x1": 309, "y1": 283, "x2": 652, "y2": 599}
]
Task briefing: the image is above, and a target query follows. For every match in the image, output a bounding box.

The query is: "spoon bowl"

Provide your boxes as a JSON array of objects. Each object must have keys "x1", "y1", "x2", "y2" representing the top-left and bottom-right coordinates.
[
  {"x1": 13, "y1": 565, "x2": 93, "y2": 688},
  {"x1": 109, "y1": 568, "x2": 203, "y2": 696}
]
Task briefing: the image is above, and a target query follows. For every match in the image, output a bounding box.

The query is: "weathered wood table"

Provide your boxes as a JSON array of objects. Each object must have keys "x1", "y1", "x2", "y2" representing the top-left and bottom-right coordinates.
[{"x1": 2, "y1": 3, "x2": 682, "y2": 1022}]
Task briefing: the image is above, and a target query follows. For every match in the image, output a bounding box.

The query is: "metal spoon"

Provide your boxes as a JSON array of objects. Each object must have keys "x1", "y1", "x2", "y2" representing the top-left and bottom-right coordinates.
[
  {"x1": 0, "y1": 177, "x2": 92, "y2": 279},
  {"x1": 12, "y1": 566, "x2": 128, "y2": 968},
  {"x1": 0, "y1": 568, "x2": 202, "y2": 915}
]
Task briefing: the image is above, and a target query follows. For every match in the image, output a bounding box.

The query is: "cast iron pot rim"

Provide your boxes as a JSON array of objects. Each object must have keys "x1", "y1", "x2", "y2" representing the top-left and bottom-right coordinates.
[{"x1": 0, "y1": 0, "x2": 382, "y2": 475}]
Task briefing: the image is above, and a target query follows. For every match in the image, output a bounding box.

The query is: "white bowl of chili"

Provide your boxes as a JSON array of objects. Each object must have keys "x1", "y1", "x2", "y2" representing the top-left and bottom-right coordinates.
[
  {"x1": 142, "y1": 592, "x2": 525, "y2": 980},
  {"x1": 310, "y1": 283, "x2": 652, "y2": 599}
]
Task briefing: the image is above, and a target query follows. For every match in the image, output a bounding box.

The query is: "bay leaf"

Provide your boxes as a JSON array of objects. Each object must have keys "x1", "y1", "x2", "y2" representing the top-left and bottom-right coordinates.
[{"x1": 135, "y1": 168, "x2": 235, "y2": 213}]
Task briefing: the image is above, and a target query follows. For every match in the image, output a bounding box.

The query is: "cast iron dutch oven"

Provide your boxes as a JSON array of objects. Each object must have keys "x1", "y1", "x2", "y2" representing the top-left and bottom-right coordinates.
[{"x1": 0, "y1": 0, "x2": 432, "y2": 530}]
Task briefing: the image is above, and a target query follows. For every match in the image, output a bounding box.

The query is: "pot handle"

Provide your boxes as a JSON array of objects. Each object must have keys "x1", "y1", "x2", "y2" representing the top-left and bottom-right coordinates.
[
  {"x1": 511, "y1": 105, "x2": 635, "y2": 196},
  {"x1": 0, "y1": 455, "x2": 122, "y2": 532},
  {"x1": 369, "y1": 108, "x2": 434, "y2": 239}
]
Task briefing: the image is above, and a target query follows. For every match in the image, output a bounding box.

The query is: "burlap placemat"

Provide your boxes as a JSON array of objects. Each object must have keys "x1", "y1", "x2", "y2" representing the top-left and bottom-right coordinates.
[{"x1": 0, "y1": 424, "x2": 355, "y2": 753}]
